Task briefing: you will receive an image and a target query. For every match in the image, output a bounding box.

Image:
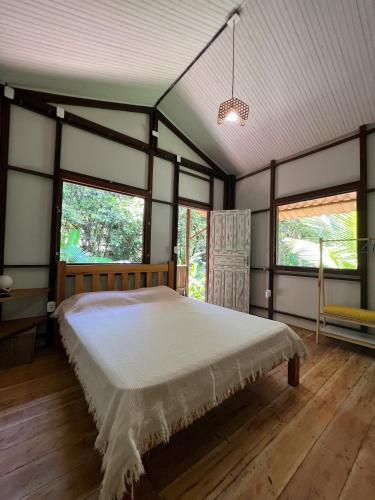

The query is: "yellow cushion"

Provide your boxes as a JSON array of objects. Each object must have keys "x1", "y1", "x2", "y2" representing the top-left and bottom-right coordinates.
[{"x1": 323, "y1": 305, "x2": 375, "y2": 324}]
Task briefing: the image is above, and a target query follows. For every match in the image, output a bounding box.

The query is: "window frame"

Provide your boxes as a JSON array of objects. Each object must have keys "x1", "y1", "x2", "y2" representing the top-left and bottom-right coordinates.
[
  {"x1": 273, "y1": 181, "x2": 360, "y2": 276},
  {"x1": 58, "y1": 170, "x2": 149, "y2": 265}
]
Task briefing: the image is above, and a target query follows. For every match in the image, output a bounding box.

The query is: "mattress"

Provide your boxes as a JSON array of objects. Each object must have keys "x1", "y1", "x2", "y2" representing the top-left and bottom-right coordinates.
[{"x1": 54, "y1": 286, "x2": 307, "y2": 500}]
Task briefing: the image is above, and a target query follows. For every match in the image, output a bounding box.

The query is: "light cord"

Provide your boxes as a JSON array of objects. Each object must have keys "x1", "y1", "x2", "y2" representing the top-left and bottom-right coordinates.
[{"x1": 232, "y1": 21, "x2": 235, "y2": 98}]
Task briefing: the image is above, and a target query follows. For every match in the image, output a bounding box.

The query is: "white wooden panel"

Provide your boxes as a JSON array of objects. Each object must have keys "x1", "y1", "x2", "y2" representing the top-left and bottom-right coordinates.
[
  {"x1": 53, "y1": 104, "x2": 149, "y2": 142},
  {"x1": 213, "y1": 178, "x2": 224, "y2": 210},
  {"x1": 4, "y1": 171, "x2": 52, "y2": 265},
  {"x1": 2, "y1": 268, "x2": 49, "y2": 320},
  {"x1": 276, "y1": 140, "x2": 359, "y2": 198},
  {"x1": 158, "y1": 122, "x2": 211, "y2": 167},
  {"x1": 150, "y1": 202, "x2": 172, "y2": 263},
  {"x1": 8, "y1": 105, "x2": 55, "y2": 174},
  {"x1": 180, "y1": 167, "x2": 209, "y2": 179},
  {"x1": 153, "y1": 157, "x2": 174, "y2": 202},
  {"x1": 368, "y1": 192, "x2": 375, "y2": 312},
  {"x1": 179, "y1": 172, "x2": 210, "y2": 203},
  {"x1": 61, "y1": 125, "x2": 148, "y2": 188},
  {"x1": 274, "y1": 274, "x2": 360, "y2": 319},
  {"x1": 368, "y1": 133, "x2": 375, "y2": 190},
  {"x1": 250, "y1": 270, "x2": 268, "y2": 309},
  {"x1": 251, "y1": 211, "x2": 269, "y2": 268},
  {"x1": 2, "y1": 267, "x2": 49, "y2": 288},
  {"x1": 236, "y1": 170, "x2": 270, "y2": 211}
]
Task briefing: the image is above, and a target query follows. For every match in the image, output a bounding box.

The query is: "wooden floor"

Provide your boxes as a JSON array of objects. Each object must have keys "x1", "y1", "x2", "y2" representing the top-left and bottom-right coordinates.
[{"x1": 1, "y1": 327, "x2": 375, "y2": 500}]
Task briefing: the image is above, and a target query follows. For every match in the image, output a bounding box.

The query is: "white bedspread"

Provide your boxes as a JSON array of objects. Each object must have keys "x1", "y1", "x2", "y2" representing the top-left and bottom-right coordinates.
[{"x1": 54, "y1": 286, "x2": 307, "y2": 500}]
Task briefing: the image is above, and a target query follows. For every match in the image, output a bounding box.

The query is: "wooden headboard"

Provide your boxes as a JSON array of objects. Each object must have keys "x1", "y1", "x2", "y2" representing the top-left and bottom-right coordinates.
[{"x1": 56, "y1": 261, "x2": 175, "y2": 305}]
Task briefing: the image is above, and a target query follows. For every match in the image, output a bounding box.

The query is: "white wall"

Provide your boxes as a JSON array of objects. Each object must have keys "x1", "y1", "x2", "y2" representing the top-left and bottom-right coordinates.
[
  {"x1": 2, "y1": 101, "x2": 226, "y2": 324},
  {"x1": 61, "y1": 125, "x2": 148, "y2": 189},
  {"x1": 3, "y1": 105, "x2": 55, "y2": 320},
  {"x1": 276, "y1": 140, "x2": 359, "y2": 198},
  {"x1": 236, "y1": 170, "x2": 270, "y2": 210},
  {"x1": 153, "y1": 157, "x2": 174, "y2": 202},
  {"x1": 51, "y1": 104, "x2": 149, "y2": 142},
  {"x1": 235, "y1": 134, "x2": 375, "y2": 335},
  {"x1": 158, "y1": 122, "x2": 211, "y2": 167},
  {"x1": 179, "y1": 172, "x2": 210, "y2": 204},
  {"x1": 8, "y1": 105, "x2": 55, "y2": 174},
  {"x1": 213, "y1": 178, "x2": 224, "y2": 210},
  {"x1": 150, "y1": 202, "x2": 173, "y2": 263}
]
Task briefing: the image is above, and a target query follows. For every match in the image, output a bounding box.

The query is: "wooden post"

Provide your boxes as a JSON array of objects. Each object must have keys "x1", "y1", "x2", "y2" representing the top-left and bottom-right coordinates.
[
  {"x1": 168, "y1": 260, "x2": 175, "y2": 289},
  {"x1": 288, "y1": 354, "x2": 300, "y2": 387},
  {"x1": 359, "y1": 125, "x2": 368, "y2": 334},
  {"x1": 316, "y1": 238, "x2": 323, "y2": 344},
  {"x1": 47, "y1": 119, "x2": 62, "y2": 346},
  {"x1": 185, "y1": 208, "x2": 190, "y2": 296},
  {"x1": 171, "y1": 163, "x2": 179, "y2": 289},
  {"x1": 268, "y1": 160, "x2": 276, "y2": 319},
  {"x1": 56, "y1": 261, "x2": 66, "y2": 306},
  {"x1": 0, "y1": 96, "x2": 10, "y2": 321}
]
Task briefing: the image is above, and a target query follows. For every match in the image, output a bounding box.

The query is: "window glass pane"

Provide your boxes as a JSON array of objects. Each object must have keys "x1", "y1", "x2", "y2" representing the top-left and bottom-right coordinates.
[
  {"x1": 60, "y1": 182, "x2": 144, "y2": 263},
  {"x1": 277, "y1": 192, "x2": 357, "y2": 269}
]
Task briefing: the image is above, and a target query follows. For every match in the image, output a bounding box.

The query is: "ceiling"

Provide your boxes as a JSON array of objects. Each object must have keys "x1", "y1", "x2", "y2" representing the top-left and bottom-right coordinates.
[
  {"x1": 0, "y1": 0, "x2": 238, "y2": 104},
  {"x1": 1, "y1": 0, "x2": 375, "y2": 177}
]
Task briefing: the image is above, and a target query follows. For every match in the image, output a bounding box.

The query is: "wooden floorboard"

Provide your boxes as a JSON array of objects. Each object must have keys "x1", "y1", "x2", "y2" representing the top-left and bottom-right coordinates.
[{"x1": 0, "y1": 328, "x2": 374, "y2": 500}]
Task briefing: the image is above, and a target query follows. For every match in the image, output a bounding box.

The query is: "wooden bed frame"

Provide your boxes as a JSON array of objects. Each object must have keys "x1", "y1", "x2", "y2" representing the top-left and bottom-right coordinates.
[
  {"x1": 55, "y1": 260, "x2": 299, "y2": 499},
  {"x1": 56, "y1": 260, "x2": 175, "y2": 305},
  {"x1": 56, "y1": 259, "x2": 299, "y2": 385}
]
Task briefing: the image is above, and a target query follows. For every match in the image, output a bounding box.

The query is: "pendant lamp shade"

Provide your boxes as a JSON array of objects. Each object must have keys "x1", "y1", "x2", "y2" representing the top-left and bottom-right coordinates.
[{"x1": 217, "y1": 14, "x2": 249, "y2": 126}]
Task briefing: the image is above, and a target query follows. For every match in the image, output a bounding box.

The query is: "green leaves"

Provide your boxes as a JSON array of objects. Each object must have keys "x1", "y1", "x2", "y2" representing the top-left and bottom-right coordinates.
[
  {"x1": 277, "y1": 210, "x2": 358, "y2": 269},
  {"x1": 60, "y1": 182, "x2": 144, "y2": 263}
]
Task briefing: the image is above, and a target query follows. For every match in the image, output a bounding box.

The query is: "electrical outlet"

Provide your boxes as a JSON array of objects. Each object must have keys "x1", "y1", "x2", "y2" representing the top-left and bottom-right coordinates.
[
  {"x1": 47, "y1": 301, "x2": 56, "y2": 313},
  {"x1": 265, "y1": 289, "x2": 272, "y2": 299},
  {"x1": 4, "y1": 85, "x2": 14, "y2": 99},
  {"x1": 56, "y1": 106, "x2": 65, "y2": 118}
]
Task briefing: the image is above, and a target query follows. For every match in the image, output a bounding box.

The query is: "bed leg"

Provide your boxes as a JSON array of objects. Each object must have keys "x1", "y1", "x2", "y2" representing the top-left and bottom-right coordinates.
[
  {"x1": 288, "y1": 354, "x2": 300, "y2": 387},
  {"x1": 122, "y1": 475, "x2": 160, "y2": 500}
]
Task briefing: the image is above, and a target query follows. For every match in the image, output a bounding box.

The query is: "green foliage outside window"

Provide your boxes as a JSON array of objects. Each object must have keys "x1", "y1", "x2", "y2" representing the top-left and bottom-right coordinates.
[
  {"x1": 277, "y1": 210, "x2": 357, "y2": 269},
  {"x1": 60, "y1": 182, "x2": 144, "y2": 263},
  {"x1": 177, "y1": 206, "x2": 207, "y2": 301}
]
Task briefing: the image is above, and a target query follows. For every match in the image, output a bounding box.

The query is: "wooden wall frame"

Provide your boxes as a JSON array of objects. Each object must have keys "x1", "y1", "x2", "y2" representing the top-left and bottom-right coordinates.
[
  {"x1": 268, "y1": 160, "x2": 276, "y2": 319},
  {"x1": 0, "y1": 96, "x2": 10, "y2": 321},
  {"x1": 0, "y1": 84, "x2": 232, "y2": 343},
  {"x1": 239, "y1": 125, "x2": 370, "y2": 322},
  {"x1": 358, "y1": 125, "x2": 368, "y2": 310},
  {"x1": 273, "y1": 181, "x2": 361, "y2": 276}
]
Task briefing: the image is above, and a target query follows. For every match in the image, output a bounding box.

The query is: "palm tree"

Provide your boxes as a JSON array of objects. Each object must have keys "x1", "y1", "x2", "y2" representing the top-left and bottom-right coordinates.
[{"x1": 278, "y1": 211, "x2": 357, "y2": 269}]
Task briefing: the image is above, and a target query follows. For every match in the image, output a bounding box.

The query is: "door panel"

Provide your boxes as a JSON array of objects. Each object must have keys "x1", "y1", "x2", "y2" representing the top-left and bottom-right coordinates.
[
  {"x1": 208, "y1": 209, "x2": 251, "y2": 313},
  {"x1": 224, "y1": 270, "x2": 234, "y2": 308}
]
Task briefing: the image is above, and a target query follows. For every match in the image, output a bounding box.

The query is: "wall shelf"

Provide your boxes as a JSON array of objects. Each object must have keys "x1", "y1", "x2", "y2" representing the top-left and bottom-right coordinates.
[
  {"x1": 0, "y1": 288, "x2": 50, "y2": 303},
  {"x1": 0, "y1": 315, "x2": 48, "y2": 339},
  {"x1": 319, "y1": 328, "x2": 375, "y2": 350}
]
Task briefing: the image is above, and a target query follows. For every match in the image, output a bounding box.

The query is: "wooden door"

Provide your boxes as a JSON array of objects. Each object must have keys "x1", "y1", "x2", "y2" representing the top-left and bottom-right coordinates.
[{"x1": 208, "y1": 209, "x2": 251, "y2": 313}]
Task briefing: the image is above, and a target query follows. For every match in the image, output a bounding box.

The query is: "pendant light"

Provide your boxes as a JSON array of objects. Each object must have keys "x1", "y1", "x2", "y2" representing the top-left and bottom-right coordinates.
[{"x1": 217, "y1": 13, "x2": 249, "y2": 126}]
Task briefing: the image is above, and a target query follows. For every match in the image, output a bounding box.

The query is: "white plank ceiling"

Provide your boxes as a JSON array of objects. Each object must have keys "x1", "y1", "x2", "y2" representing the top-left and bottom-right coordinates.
[{"x1": 1, "y1": 0, "x2": 375, "y2": 176}]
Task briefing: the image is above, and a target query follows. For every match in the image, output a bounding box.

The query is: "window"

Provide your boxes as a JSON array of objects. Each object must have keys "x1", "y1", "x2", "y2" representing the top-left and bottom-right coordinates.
[
  {"x1": 60, "y1": 181, "x2": 145, "y2": 263},
  {"x1": 276, "y1": 191, "x2": 358, "y2": 270}
]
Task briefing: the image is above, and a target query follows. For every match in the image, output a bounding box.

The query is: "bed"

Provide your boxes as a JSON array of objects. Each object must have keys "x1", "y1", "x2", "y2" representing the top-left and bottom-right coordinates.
[{"x1": 53, "y1": 261, "x2": 307, "y2": 500}]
